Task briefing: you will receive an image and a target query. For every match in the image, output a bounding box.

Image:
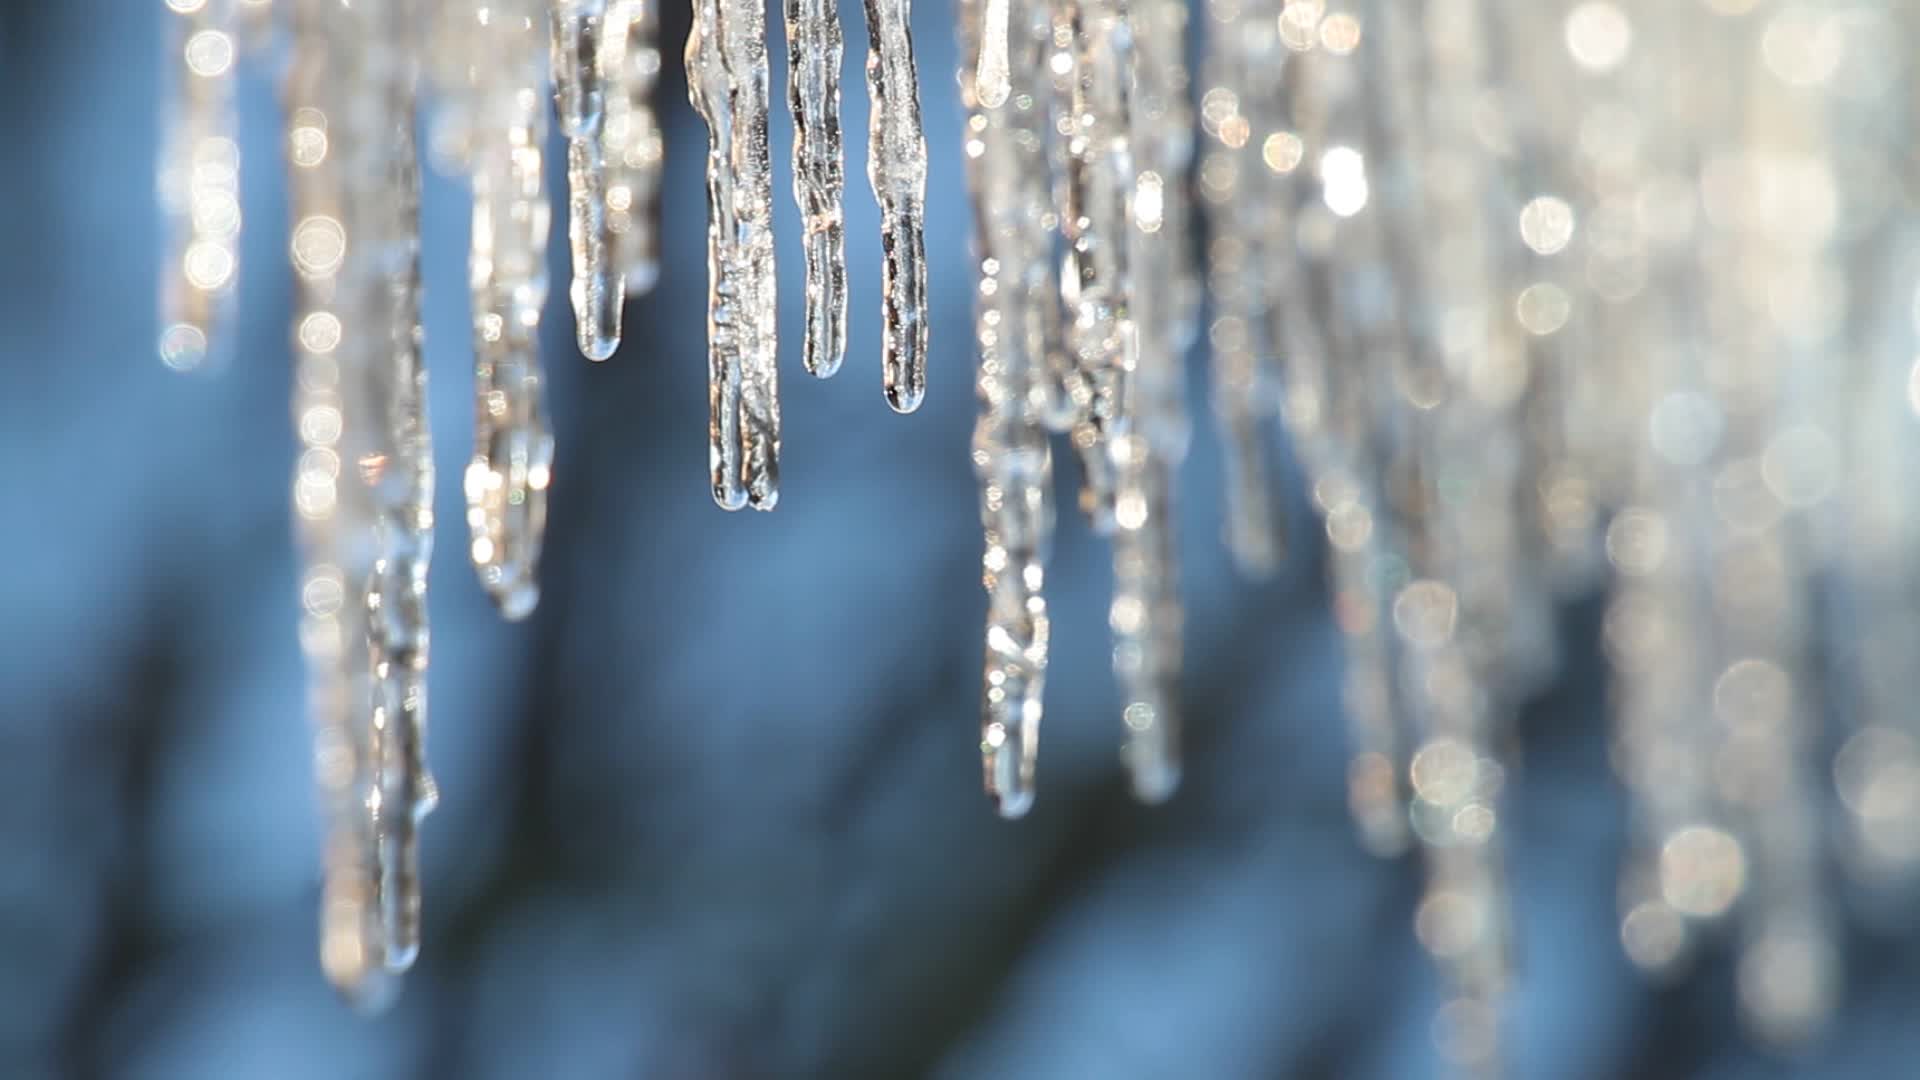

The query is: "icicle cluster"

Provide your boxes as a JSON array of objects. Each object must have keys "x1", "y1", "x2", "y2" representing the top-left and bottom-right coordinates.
[
  {"x1": 164, "y1": 0, "x2": 1920, "y2": 1060},
  {"x1": 687, "y1": 0, "x2": 781, "y2": 508},
  {"x1": 1186, "y1": 0, "x2": 1920, "y2": 1063},
  {"x1": 162, "y1": 0, "x2": 676, "y2": 1005},
  {"x1": 958, "y1": 0, "x2": 1200, "y2": 816},
  {"x1": 161, "y1": 0, "x2": 942, "y2": 1002}
]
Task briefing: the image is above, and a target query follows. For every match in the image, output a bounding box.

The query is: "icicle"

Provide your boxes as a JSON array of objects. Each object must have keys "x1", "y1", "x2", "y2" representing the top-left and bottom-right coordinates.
[
  {"x1": 1109, "y1": 0, "x2": 1190, "y2": 803},
  {"x1": 1108, "y1": 439, "x2": 1181, "y2": 800},
  {"x1": 785, "y1": 0, "x2": 848, "y2": 378},
  {"x1": 1051, "y1": 0, "x2": 1133, "y2": 531},
  {"x1": 861, "y1": 0, "x2": 930, "y2": 412},
  {"x1": 1239, "y1": 7, "x2": 1414, "y2": 857},
  {"x1": 975, "y1": 0, "x2": 1011, "y2": 110},
  {"x1": 1195, "y1": 0, "x2": 1286, "y2": 573},
  {"x1": 1828, "y1": 21, "x2": 1920, "y2": 896},
  {"x1": 363, "y1": 78, "x2": 436, "y2": 976},
  {"x1": 1128, "y1": 0, "x2": 1198, "y2": 348},
  {"x1": 158, "y1": 0, "x2": 241, "y2": 373},
  {"x1": 1366, "y1": 4, "x2": 1523, "y2": 1068},
  {"x1": 464, "y1": 1, "x2": 556, "y2": 617},
  {"x1": 550, "y1": 0, "x2": 625, "y2": 360},
  {"x1": 284, "y1": 0, "x2": 422, "y2": 1009},
  {"x1": 961, "y1": 0, "x2": 1055, "y2": 818},
  {"x1": 600, "y1": 0, "x2": 665, "y2": 294},
  {"x1": 688, "y1": 0, "x2": 781, "y2": 508}
]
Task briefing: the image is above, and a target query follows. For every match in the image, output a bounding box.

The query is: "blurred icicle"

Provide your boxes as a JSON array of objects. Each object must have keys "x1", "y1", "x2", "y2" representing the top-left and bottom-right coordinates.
[
  {"x1": 601, "y1": 0, "x2": 665, "y2": 294},
  {"x1": 363, "y1": 75, "x2": 436, "y2": 978},
  {"x1": 462, "y1": 0, "x2": 556, "y2": 615},
  {"x1": 1051, "y1": 0, "x2": 1134, "y2": 531},
  {"x1": 975, "y1": 0, "x2": 1012, "y2": 109},
  {"x1": 1208, "y1": 0, "x2": 1421, "y2": 858},
  {"x1": 1568, "y1": 0, "x2": 1879, "y2": 1046},
  {"x1": 1827, "y1": 5, "x2": 1920, "y2": 901},
  {"x1": 961, "y1": 0, "x2": 1055, "y2": 816},
  {"x1": 283, "y1": 0, "x2": 429, "y2": 1009},
  {"x1": 1195, "y1": 0, "x2": 1285, "y2": 573},
  {"x1": 1368, "y1": 1, "x2": 1520, "y2": 1066},
  {"x1": 1594, "y1": 0, "x2": 1731, "y2": 991},
  {"x1": 158, "y1": 0, "x2": 241, "y2": 372},
  {"x1": 1110, "y1": 0, "x2": 1192, "y2": 803}
]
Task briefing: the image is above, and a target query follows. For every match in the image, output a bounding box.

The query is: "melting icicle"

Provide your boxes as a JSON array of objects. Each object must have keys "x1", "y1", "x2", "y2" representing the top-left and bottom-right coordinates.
[
  {"x1": 785, "y1": 0, "x2": 848, "y2": 378},
  {"x1": 284, "y1": 0, "x2": 421, "y2": 1009},
  {"x1": 688, "y1": 0, "x2": 781, "y2": 508},
  {"x1": 1051, "y1": 0, "x2": 1133, "y2": 531},
  {"x1": 1110, "y1": 0, "x2": 1190, "y2": 803},
  {"x1": 550, "y1": 0, "x2": 625, "y2": 360},
  {"x1": 599, "y1": 0, "x2": 665, "y2": 294},
  {"x1": 158, "y1": 0, "x2": 241, "y2": 372},
  {"x1": 960, "y1": 0, "x2": 1054, "y2": 817},
  {"x1": 465, "y1": 1, "x2": 556, "y2": 617},
  {"x1": 861, "y1": 0, "x2": 930, "y2": 412}
]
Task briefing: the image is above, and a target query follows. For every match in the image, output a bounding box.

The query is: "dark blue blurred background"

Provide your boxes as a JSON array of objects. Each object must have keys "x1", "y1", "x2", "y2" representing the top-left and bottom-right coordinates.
[{"x1": 4, "y1": 2, "x2": 1920, "y2": 1077}]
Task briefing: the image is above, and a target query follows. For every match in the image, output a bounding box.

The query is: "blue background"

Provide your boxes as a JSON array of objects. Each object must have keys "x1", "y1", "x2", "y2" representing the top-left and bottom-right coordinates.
[{"x1": 2, "y1": 2, "x2": 1918, "y2": 1076}]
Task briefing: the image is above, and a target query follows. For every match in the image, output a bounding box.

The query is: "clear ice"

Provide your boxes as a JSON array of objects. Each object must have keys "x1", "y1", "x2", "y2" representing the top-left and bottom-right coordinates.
[
  {"x1": 550, "y1": 0, "x2": 626, "y2": 360},
  {"x1": 785, "y1": 0, "x2": 849, "y2": 378},
  {"x1": 862, "y1": 0, "x2": 930, "y2": 412},
  {"x1": 688, "y1": 0, "x2": 782, "y2": 509}
]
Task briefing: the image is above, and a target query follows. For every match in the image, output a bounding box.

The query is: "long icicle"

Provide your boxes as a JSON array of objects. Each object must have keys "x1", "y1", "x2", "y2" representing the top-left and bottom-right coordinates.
[
  {"x1": 600, "y1": 0, "x2": 665, "y2": 295},
  {"x1": 961, "y1": 0, "x2": 1055, "y2": 817},
  {"x1": 1051, "y1": 0, "x2": 1133, "y2": 531},
  {"x1": 464, "y1": 0, "x2": 555, "y2": 616},
  {"x1": 785, "y1": 0, "x2": 849, "y2": 378},
  {"x1": 284, "y1": 0, "x2": 412, "y2": 1009},
  {"x1": 1111, "y1": 0, "x2": 1188, "y2": 803},
  {"x1": 158, "y1": 0, "x2": 241, "y2": 372},
  {"x1": 550, "y1": 0, "x2": 625, "y2": 360},
  {"x1": 1133, "y1": 0, "x2": 1198, "y2": 350},
  {"x1": 862, "y1": 0, "x2": 930, "y2": 412},
  {"x1": 1195, "y1": 0, "x2": 1286, "y2": 574},
  {"x1": 688, "y1": 0, "x2": 781, "y2": 508},
  {"x1": 363, "y1": 58, "x2": 436, "y2": 976}
]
